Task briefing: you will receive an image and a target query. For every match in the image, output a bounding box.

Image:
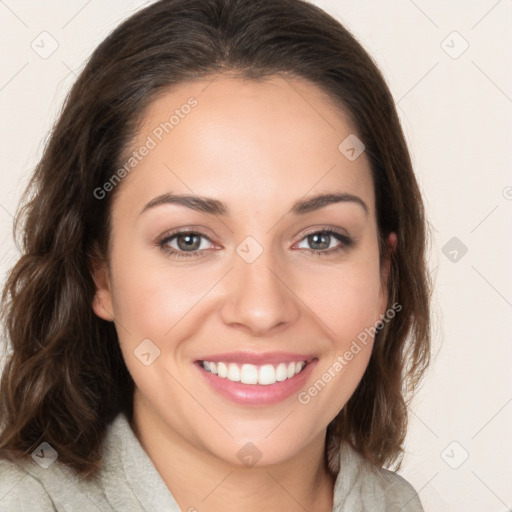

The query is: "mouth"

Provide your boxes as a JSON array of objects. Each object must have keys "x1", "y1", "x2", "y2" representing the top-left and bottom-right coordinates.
[
  {"x1": 194, "y1": 354, "x2": 318, "y2": 406},
  {"x1": 198, "y1": 359, "x2": 312, "y2": 386}
]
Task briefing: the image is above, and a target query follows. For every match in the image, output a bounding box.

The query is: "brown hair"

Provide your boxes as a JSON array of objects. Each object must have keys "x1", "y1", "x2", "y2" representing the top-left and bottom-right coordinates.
[{"x1": 0, "y1": 0, "x2": 432, "y2": 478}]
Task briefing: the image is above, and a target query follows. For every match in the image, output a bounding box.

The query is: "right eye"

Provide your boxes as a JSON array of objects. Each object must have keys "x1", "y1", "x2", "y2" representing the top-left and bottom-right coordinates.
[{"x1": 158, "y1": 231, "x2": 216, "y2": 259}]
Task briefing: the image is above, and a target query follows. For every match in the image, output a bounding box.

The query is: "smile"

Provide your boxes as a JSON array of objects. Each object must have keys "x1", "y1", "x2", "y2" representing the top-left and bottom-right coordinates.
[
  {"x1": 201, "y1": 360, "x2": 308, "y2": 385},
  {"x1": 195, "y1": 355, "x2": 317, "y2": 406}
]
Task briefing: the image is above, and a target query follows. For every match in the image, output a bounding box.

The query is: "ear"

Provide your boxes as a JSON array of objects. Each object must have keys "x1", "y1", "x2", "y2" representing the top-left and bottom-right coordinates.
[
  {"x1": 90, "y1": 245, "x2": 115, "y2": 322},
  {"x1": 378, "y1": 232, "x2": 397, "y2": 315}
]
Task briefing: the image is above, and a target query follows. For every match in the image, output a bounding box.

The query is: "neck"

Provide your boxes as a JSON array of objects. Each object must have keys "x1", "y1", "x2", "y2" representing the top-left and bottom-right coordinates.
[{"x1": 130, "y1": 391, "x2": 335, "y2": 512}]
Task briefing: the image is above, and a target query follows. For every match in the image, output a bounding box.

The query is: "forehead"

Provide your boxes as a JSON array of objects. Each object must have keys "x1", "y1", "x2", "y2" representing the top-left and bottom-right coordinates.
[{"x1": 114, "y1": 73, "x2": 375, "y2": 217}]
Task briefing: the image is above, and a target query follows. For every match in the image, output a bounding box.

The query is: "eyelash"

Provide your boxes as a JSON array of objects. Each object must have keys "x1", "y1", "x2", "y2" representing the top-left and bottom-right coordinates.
[{"x1": 157, "y1": 228, "x2": 354, "y2": 260}]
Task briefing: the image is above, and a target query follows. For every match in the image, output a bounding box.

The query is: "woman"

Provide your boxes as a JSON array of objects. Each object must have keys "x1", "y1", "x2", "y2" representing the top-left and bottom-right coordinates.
[{"x1": 0, "y1": 0, "x2": 432, "y2": 510}]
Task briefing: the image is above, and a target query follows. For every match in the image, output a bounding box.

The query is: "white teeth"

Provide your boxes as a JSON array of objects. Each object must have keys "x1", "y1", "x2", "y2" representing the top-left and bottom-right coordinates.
[
  {"x1": 217, "y1": 362, "x2": 228, "y2": 378},
  {"x1": 276, "y1": 363, "x2": 288, "y2": 382},
  {"x1": 227, "y1": 363, "x2": 241, "y2": 382},
  {"x1": 201, "y1": 359, "x2": 308, "y2": 385},
  {"x1": 240, "y1": 364, "x2": 258, "y2": 384},
  {"x1": 258, "y1": 364, "x2": 276, "y2": 385}
]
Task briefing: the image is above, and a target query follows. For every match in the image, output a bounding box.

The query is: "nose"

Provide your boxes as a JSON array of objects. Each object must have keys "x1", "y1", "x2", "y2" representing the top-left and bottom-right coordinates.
[{"x1": 219, "y1": 248, "x2": 301, "y2": 337}]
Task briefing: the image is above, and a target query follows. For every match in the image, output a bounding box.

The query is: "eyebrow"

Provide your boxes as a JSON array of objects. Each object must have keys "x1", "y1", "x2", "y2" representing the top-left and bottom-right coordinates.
[{"x1": 138, "y1": 191, "x2": 369, "y2": 217}]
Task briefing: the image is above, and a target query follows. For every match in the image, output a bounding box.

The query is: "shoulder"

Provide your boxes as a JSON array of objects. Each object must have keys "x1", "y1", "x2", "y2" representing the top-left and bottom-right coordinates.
[
  {"x1": 331, "y1": 441, "x2": 424, "y2": 512},
  {"x1": 0, "y1": 413, "x2": 155, "y2": 512},
  {"x1": 0, "y1": 427, "x2": 120, "y2": 512},
  {"x1": 370, "y1": 466, "x2": 424, "y2": 511},
  {"x1": 0, "y1": 457, "x2": 56, "y2": 511},
  {"x1": 0, "y1": 450, "x2": 115, "y2": 511}
]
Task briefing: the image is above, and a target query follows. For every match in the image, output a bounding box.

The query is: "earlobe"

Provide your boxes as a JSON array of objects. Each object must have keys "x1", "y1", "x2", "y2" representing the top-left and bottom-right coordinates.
[
  {"x1": 90, "y1": 257, "x2": 115, "y2": 322},
  {"x1": 387, "y1": 232, "x2": 397, "y2": 254},
  {"x1": 379, "y1": 232, "x2": 397, "y2": 315},
  {"x1": 92, "y1": 291, "x2": 115, "y2": 322}
]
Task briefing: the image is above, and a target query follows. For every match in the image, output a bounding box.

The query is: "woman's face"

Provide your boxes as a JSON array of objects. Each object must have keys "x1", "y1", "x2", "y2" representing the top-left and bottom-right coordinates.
[{"x1": 93, "y1": 74, "x2": 394, "y2": 467}]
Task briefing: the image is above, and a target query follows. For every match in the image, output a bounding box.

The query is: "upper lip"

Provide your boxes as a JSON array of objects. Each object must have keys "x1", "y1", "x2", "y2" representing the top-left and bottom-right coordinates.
[{"x1": 196, "y1": 351, "x2": 316, "y2": 365}]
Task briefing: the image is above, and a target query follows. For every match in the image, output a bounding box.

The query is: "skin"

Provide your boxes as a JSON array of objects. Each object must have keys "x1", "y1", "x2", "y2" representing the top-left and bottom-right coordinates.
[{"x1": 92, "y1": 73, "x2": 396, "y2": 512}]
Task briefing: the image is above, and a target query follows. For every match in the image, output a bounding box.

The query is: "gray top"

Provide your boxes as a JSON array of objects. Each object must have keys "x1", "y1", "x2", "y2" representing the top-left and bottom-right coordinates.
[{"x1": 0, "y1": 412, "x2": 423, "y2": 511}]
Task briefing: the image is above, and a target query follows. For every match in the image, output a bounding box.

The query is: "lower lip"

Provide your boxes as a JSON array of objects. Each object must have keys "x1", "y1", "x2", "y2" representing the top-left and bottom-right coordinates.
[{"x1": 195, "y1": 359, "x2": 317, "y2": 406}]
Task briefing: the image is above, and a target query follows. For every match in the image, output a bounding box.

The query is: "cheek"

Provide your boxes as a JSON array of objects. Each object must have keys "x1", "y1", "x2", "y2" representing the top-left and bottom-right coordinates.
[
  {"x1": 301, "y1": 257, "x2": 384, "y2": 343},
  {"x1": 108, "y1": 244, "x2": 215, "y2": 339},
  {"x1": 295, "y1": 261, "x2": 382, "y2": 420}
]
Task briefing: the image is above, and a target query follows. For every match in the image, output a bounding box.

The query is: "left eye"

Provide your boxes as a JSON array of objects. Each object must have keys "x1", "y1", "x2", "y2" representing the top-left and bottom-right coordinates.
[
  {"x1": 295, "y1": 229, "x2": 352, "y2": 253},
  {"x1": 159, "y1": 232, "x2": 213, "y2": 255}
]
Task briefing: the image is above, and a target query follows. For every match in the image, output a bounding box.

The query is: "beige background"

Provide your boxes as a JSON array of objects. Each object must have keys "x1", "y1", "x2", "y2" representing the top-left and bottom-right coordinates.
[{"x1": 0, "y1": 1, "x2": 511, "y2": 510}]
